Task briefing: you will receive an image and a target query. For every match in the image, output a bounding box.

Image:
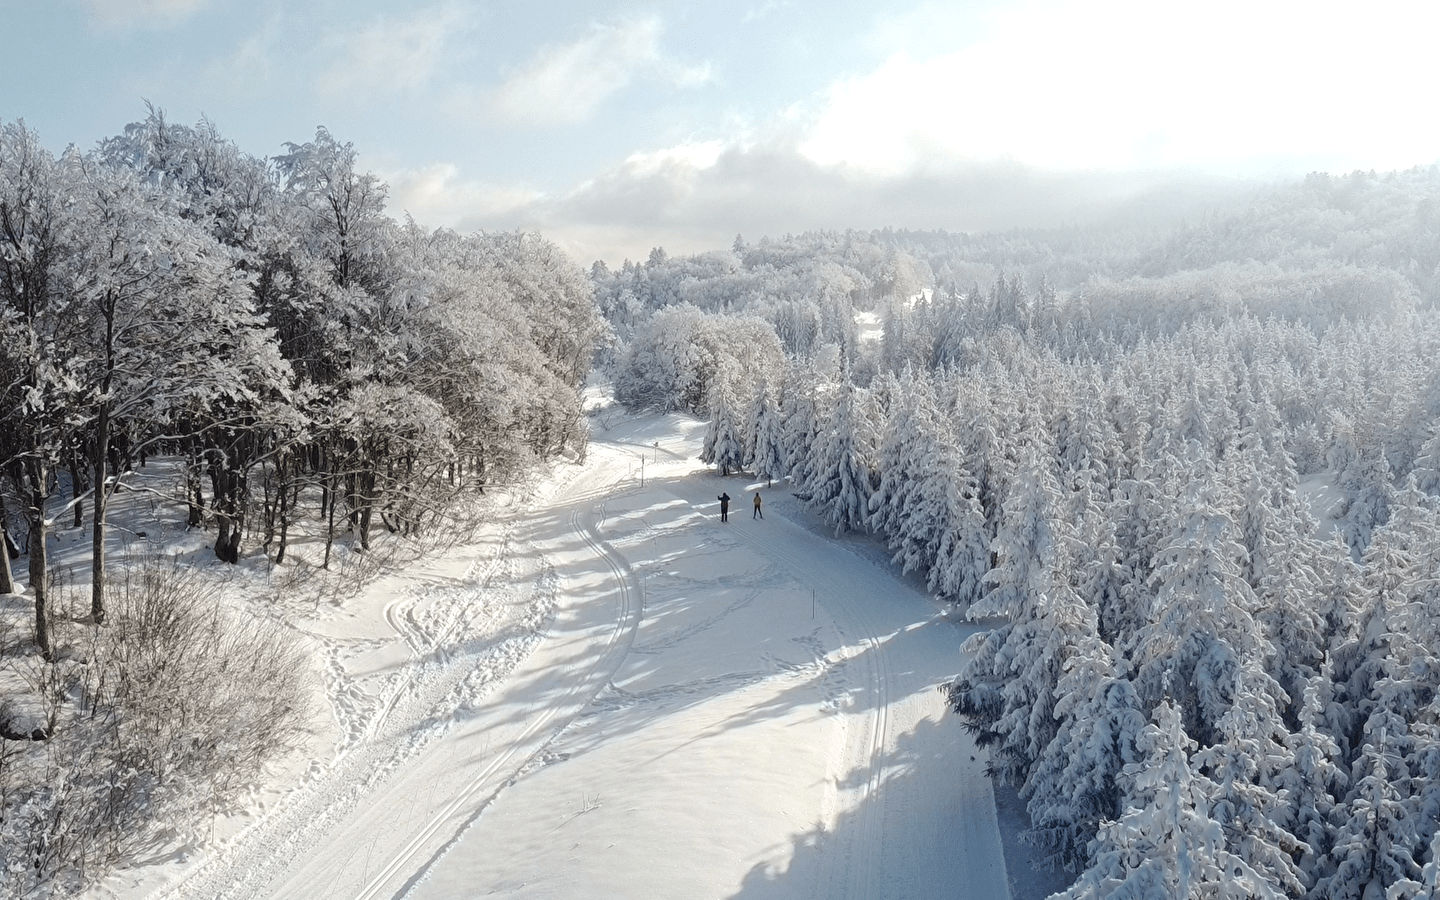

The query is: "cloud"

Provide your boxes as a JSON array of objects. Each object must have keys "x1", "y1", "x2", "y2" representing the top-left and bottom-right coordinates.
[
  {"x1": 374, "y1": 0, "x2": 1440, "y2": 268},
  {"x1": 437, "y1": 137, "x2": 1249, "y2": 268},
  {"x1": 318, "y1": 4, "x2": 475, "y2": 99},
  {"x1": 382, "y1": 162, "x2": 542, "y2": 230},
  {"x1": 85, "y1": 0, "x2": 207, "y2": 29},
  {"x1": 490, "y1": 18, "x2": 711, "y2": 125},
  {"x1": 199, "y1": 15, "x2": 283, "y2": 98},
  {"x1": 799, "y1": 0, "x2": 1440, "y2": 177}
]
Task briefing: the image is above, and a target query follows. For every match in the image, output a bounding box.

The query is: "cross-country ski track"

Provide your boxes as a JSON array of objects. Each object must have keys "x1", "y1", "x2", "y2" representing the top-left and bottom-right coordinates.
[{"x1": 92, "y1": 406, "x2": 1015, "y2": 900}]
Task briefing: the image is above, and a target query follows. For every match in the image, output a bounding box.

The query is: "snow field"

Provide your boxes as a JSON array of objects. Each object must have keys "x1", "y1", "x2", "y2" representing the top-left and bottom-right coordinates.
[
  {"x1": 405, "y1": 412, "x2": 1012, "y2": 898},
  {"x1": 81, "y1": 407, "x2": 1017, "y2": 900}
]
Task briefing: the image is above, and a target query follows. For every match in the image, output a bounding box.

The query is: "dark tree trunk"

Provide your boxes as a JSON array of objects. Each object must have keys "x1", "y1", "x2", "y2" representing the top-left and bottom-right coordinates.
[
  {"x1": 0, "y1": 491, "x2": 15, "y2": 593},
  {"x1": 90, "y1": 403, "x2": 110, "y2": 624},
  {"x1": 357, "y1": 469, "x2": 375, "y2": 551},
  {"x1": 185, "y1": 436, "x2": 205, "y2": 528},
  {"x1": 275, "y1": 461, "x2": 293, "y2": 565},
  {"x1": 207, "y1": 448, "x2": 246, "y2": 565},
  {"x1": 23, "y1": 458, "x2": 53, "y2": 661},
  {"x1": 322, "y1": 470, "x2": 339, "y2": 570},
  {"x1": 67, "y1": 445, "x2": 86, "y2": 529},
  {"x1": 0, "y1": 525, "x2": 12, "y2": 595}
]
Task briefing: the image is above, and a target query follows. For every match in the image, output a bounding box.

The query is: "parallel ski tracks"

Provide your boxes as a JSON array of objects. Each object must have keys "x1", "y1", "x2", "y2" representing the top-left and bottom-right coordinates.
[
  {"x1": 727, "y1": 518, "x2": 894, "y2": 900},
  {"x1": 353, "y1": 500, "x2": 644, "y2": 900},
  {"x1": 145, "y1": 454, "x2": 646, "y2": 900}
]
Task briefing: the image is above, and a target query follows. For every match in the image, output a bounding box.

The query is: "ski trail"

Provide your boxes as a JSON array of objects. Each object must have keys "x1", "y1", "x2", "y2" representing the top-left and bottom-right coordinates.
[
  {"x1": 727, "y1": 510, "x2": 1011, "y2": 900},
  {"x1": 133, "y1": 459, "x2": 637, "y2": 900},
  {"x1": 388, "y1": 498, "x2": 648, "y2": 898},
  {"x1": 365, "y1": 499, "x2": 646, "y2": 900},
  {"x1": 726, "y1": 518, "x2": 890, "y2": 899}
]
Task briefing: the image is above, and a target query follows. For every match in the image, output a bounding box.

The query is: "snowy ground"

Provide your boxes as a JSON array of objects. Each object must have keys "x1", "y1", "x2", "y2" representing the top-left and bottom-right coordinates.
[{"x1": 69, "y1": 401, "x2": 1068, "y2": 900}]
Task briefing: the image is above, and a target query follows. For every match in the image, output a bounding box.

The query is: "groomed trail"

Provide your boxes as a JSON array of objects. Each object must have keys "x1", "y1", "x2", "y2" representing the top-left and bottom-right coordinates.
[{"x1": 93, "y1": 404, "x2": 1014, "y2": 900}]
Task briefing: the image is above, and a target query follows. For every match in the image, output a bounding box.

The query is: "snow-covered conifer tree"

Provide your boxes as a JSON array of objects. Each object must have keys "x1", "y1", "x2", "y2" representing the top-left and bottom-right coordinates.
[
  {"x1": 1191, "y1": 658, "x2": 1306, "y2": 897},
  {"x1": 781, "y1": 356, "x2": 821, "y2": 489},
  {"x1": 1277, "y1": 660, "x2": 1348, "y2": 886},
  {"x1": 1410, "y1": 422, "x2": 1440, "y2": 496},
  {"x1": 1227, "y1": 444, "x2": 1327, "y2": 709},
  {"x1": 1057, "y1": 700, "x2": 1289, "y2": 899},
  {"x1": 1131, "y1": 472, "x2": 1276, "y2": 744},
  {"x1": 798, "y1": 374, "x2": 872, "y2": 536},
  {"x1": 1022, "y1": 632, "x2": 1145, "y2": 874},
  {"x1": 1313, "y1": 718, "x2": 1421, "y2": 900},
  {"x1": 1340, "y1": 444, "x2": 1395, "y2": 558},
  {"x1": 954, "y1": 441, "x2": 1083, "y2": 788},
  {"x1": 744, "y1": 377, "x2": 786, "y2": 485},
  {"x1": 927, "y1": 451, "x2": 990, "y2": 609},
  {"x1": 1387, "y1": 829, "x2": 1440, "y2": 900},
  {"x1": 700, "y1": 362, "x2": 745, "y2": 476},
  {"x1": 868, "y1": 372, "x2": 934, "y2": 559}
]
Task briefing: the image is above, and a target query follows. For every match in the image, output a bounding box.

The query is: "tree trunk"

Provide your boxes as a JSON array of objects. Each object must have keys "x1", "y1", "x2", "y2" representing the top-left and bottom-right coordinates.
[
  {"x1": 68, "y1": 445, "x2": 86, "y2": 529},
  {"x1": 23, "y1": 458, "x2": 53, "y2": 661},
  {"x1": 322, "y1": 470, "x2": 338, "y2": 570},
  {"x1": 275, "y1": 460, "x2": 292, "y2": 565},
  {"x1": 357, "y1": 469, "x2": 375, "y2": 551},
  {"x1": 90, "y1": 403, "x2": 110, "y2": 624},
  {"x1": 185, "y1": 437, "x2": 204, "y2": 528},
  {"x1": 0, "y1": 523, "x2": 13, "y2": 595},
  {"x1": 0, "y1": 492, "x2": 14, "y2": 594},
  {"x1": 208, "y1": 449, "x2": 244, "y2": 564},
  {"x1": 30, "y1": 515, "x2": 49, "y2": 660}
]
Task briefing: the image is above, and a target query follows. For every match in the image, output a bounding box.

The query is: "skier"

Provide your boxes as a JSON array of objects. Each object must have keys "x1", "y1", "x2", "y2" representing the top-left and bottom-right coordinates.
[
  {"x1": 717, "y1": 492, "x2": 731, "y2": 522},
  {"x1": 752, "y1": 491, "x2": 763, "y2": 519}
]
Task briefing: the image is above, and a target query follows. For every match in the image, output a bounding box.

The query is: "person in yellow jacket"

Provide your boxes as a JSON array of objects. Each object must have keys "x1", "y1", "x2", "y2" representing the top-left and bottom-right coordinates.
[{"x1": 752, "y1": 491, "x2": 763, "y2": 519}]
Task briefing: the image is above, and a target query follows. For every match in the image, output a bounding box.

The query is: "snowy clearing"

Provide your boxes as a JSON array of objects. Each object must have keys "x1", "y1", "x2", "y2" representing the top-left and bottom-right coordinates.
[{"x1": 79, "y1": 404, "x2": 1033, "y2": 900}]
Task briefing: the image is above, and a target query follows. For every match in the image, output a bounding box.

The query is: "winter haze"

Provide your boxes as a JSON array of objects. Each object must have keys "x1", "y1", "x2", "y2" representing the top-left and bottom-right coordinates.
[{"x1": 6, "y1": 0, "x2": 1439, "y2": 264}]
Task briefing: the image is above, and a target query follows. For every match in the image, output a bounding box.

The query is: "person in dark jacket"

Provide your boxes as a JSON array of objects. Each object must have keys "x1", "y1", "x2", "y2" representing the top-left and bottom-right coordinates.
[
  {"x1": 718, "y1": 492, "x2": 731, "y2": 522},
  {"x1": 752, "y1": 491, "x2": 763, "y2": 519}
]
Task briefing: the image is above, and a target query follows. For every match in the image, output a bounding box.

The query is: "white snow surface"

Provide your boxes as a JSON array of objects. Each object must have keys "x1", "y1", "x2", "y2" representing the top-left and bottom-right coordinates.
[{"x1": 86, "y1": 404, "x2": 1016, "y2": 900}]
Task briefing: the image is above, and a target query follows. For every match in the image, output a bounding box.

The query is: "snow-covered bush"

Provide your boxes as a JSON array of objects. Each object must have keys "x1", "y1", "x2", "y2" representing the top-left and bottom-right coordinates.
[{"x1": 0, "y1": 558, "x2": 314, "y2": 895}]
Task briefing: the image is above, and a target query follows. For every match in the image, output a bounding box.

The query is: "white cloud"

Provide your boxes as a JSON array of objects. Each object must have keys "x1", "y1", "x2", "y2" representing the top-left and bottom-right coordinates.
[
  {"x1": 800, "y1": 0, "x2": 1440, "y2": 176},
  {"x1": 490, "y1": 18, "x2": 711, "y2": 125},
  {"x1": 199, "y1": 16, "x2": 282, "y2": 98},
  {"x1": 382, "y1": 162, "x2": 541, "y2": 229},
  {"x1": 86, "y1": 0, "x2": 207, "y2": 29},
  {"x1": 619, "y1": 140, "x2": 726, "y2": 178},
  {"x1": 319, "y1": 4, "x2": 475, "y2": 99}
]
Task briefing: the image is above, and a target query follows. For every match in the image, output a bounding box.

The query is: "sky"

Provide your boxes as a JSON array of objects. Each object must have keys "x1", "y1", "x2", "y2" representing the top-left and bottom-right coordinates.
[{"x1": 4, "y1": 0, "x2": 1439, "y2": 267}]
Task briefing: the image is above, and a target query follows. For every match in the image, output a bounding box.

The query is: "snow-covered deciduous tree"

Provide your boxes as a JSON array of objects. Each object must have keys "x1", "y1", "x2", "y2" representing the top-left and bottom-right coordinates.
[
  {"x1": 67, "y1": 156, "x2": 280, "y2": 618},
  {"x1": 0, "y1": 122, "x2": 84, "y2": 659}
]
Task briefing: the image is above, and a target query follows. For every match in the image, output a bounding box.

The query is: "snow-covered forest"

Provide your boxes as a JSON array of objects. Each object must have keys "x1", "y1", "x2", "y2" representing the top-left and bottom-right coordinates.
[
  {"x1": 601, "y1": 167, "x2": 1440, "y2": 899},
  {"x1": 9, "y1": 98, "x2": 1440, "y2": 899},
  {"x1": 0, "y1": 112, "x2": 602, "y2": 891}
]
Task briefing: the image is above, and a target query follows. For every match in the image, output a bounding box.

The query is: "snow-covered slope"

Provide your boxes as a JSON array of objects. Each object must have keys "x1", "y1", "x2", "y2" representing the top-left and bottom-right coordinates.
[{"x1": 88, "y1": 404, "x2": 1016, "y2": 900}]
